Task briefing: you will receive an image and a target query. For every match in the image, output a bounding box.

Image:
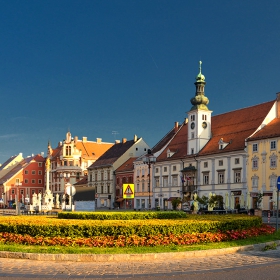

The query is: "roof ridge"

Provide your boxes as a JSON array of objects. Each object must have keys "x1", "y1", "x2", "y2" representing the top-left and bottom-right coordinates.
[{"x1": 212, "y1": 100, "x2": 274, "y2": 117}]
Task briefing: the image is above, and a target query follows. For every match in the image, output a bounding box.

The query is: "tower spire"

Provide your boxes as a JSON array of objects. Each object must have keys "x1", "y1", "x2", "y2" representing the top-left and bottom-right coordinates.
[{"x1": 190, "y1": 61, "x2": 209, "y2": 111}]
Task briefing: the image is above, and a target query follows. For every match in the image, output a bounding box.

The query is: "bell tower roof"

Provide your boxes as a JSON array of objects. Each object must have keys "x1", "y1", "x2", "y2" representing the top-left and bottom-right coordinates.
[
  {"x1": 196, "y1": 61, "x2": 205, "y2": 82},
  {"x1": 190, "y1": 61, "x2": 209, "y2": 111}
]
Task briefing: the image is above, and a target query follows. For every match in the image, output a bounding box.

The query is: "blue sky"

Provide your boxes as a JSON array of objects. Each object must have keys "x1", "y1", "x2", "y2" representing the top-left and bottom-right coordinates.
[{"x1": 1, "y1": 0, "x2": 280, "y2": 164}]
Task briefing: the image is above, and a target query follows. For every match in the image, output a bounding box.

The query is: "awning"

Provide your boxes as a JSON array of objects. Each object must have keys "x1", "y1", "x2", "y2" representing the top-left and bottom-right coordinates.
[
  {"x1": 167, "y1": 197, "x2": 179, "y2": 201},
  {"x1": 116, "y1": 198, "x2": 124, "y2": 202}
]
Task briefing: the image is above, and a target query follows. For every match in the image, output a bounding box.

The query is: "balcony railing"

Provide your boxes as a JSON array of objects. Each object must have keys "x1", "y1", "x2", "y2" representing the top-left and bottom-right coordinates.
[
  {"x1": 183, "y1": 185, "x2": 196, "y2": 193},
  {"x1": 55, "y1": 166, "x2": 82, "y2": 172}
]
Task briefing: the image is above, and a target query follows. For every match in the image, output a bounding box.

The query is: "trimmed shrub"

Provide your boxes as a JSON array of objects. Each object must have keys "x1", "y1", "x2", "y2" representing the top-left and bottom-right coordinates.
[
  {"x1": 58, "y1": 211, "x2": 187, "y2": 220},
  {"x1": 0, "y1": 215, "x2": 262, "y2": 238}
]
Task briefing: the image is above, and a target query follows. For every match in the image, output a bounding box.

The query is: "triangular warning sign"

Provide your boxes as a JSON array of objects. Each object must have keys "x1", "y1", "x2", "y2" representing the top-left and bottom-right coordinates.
[{"x1": 124, "y1": 185, "x2": 134, "y2": 195}]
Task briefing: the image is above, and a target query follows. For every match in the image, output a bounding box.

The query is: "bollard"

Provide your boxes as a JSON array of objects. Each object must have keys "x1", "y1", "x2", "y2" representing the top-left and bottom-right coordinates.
[{"x1": 268, "y1": 211, "x2": 270, "y2": 223}]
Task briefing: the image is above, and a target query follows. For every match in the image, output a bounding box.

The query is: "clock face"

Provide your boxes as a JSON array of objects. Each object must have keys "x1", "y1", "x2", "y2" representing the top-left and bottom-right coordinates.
[
  {"x1": 202, "y1": 121, "x2": 207, "y2": 129},
  {"x1": 191, "y1": 122, "x2": 195, "y2": 129}
]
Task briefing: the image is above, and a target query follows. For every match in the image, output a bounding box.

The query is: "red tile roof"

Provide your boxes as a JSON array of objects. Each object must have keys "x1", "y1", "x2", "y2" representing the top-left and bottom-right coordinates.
[
  {"x1": 151, "y1": 124, "x2": 180, "y2": 154},
  {"x1": 74, "y1": 176, "x2": 88, "y2": 186},
  {"x1": 156, "y1": 100, "x2": 275, "y2": 161},
  {"x1": 247, "y1": 117, "x2": 280, "y2": 141},
  {"x1": 115, "y1": 157, "x2": 137, "y2": 173},
  {"x1": 49, "y1": 140, "x2": 113, "y2": 161},
  {"x1": 200, "y1": 100, "x2": 275, "y2": 156},
  {"x1": 156, "y1": 122, "x2": 188, "y2": 162}
]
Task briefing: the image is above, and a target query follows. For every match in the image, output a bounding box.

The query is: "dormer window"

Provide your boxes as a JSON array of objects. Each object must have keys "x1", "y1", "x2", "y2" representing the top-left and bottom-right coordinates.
[
  {"x1": 218, "y1": 138, "x2": 229, "y2": 150},
  {"x1": 167, "y1": 148, "x2": 175, "y2": 158}
]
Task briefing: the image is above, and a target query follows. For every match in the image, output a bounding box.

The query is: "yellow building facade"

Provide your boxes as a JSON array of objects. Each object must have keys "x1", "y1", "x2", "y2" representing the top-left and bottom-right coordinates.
[{"x1": 247, "y1": 96, "x2": 280, "y2": 211}]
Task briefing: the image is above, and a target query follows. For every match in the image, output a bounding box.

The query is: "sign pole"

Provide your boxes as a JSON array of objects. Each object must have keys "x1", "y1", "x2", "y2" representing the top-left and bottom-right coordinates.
[
  {"x1": 276, "y1": 176, "x2": 280, "y2": 231},
  {"x1": 277, "y1": 189, "x2": 279, "y2": 231}
]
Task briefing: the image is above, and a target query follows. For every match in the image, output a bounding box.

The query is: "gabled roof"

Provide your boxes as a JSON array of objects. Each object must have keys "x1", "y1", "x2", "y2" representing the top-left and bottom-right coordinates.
[
  {"x1": 199, "y1": 100, "x2": 275, "y2": 156},
  {"x1": 49, "y1": 139, "x2": 113, "y2": 161},
  {"x1": 74, "y1": 176, "x2": 88, "y2": 186},
  {"x1": 156, "y1": 100, "x2": 275, "y2": 161},
  {"x1": 75, "y1": 141, "x2": 113, "y2": 160},
  {"x1": 0, "y1": 154, "x2": 44, "y2": 184},
  {"x1": 247, "y1": 117, "x2": 280, "y2": 141},
  {"x1": 151, "y1": 124, "x2": 180, "y2": 154},
  {"x1": 0, "y1": 155, "x2": 18, "y2": 171},
  {"x1": 50, "y1": 147, "x2": 61, "y2": 160},
  {"x1": 156, "y1": 122, "x2": 188, "y2": 162},
  {"x1": 88, "y1": 140, "x2": 136, "y2": 168},
  {"x1": 115, "y1": 157, "x2": 137, "y2": 173}
]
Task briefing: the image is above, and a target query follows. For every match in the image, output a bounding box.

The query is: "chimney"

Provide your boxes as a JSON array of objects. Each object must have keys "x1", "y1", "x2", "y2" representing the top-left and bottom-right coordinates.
[
  {"x1": 74, "y1": 136, "x2": 78, "y2": 144},
  {"x1": 96, "y1": 138, "x2": 102, "y2": 143},
  {"x1": 277, "y1": 92, "x2": 280, "y2": 118},
  {"x1": 115, "y1": 140, "x2": 120, "y2": 144},
  {"x1": 184, "y1": 118, "x2": 188, "y2": 124},
  {"x1": 122, "y1": 138, "x2": 127, "y2": 144},
  {"x1": 174, "y1": 121, "x2": 179, "y2": 131},
  {"x1": 82, "y1": 137, "x2": 87, "y2": 143},
  {"x1": 134, "y1": 135, "x2": 138, "y2": 142}
]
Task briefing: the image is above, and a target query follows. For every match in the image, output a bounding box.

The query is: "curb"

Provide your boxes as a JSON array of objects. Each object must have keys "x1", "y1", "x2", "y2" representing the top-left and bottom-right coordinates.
[{"x1": 0, "y1": 240, "x2": 279, "y2": 262}]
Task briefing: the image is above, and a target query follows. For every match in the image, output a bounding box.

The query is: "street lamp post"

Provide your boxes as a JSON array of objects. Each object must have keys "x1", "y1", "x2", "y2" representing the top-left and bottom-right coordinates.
[{"x1": 142, "y1": 149, "x2": 156, "y2": 210}]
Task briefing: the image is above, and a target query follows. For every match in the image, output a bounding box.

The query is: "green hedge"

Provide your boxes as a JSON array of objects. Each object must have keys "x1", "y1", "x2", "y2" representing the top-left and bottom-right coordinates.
[
  {"x1": 0, "y1": 215, "x2": 262, "y2": 238},
  {"x1": 58, "y1": 211, "x2": 187, "y2": 220}
]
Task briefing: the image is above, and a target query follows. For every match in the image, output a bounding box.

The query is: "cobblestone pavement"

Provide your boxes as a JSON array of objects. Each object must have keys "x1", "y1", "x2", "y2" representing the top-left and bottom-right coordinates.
[{"x1": 0, "y1": 247, "x2": 280, "y2": 279}]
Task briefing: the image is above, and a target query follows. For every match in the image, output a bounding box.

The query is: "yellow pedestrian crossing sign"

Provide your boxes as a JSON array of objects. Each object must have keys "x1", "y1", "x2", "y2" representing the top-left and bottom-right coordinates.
[{"x1": 123, "y1": 184, "x2": 134, "y2": 199}]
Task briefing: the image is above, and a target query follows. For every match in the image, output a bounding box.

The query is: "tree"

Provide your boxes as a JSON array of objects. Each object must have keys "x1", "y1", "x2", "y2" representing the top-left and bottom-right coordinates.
[
  {"x1": 171, "y1": 198, "x2": 181, "y2": 210},
  {"x1": 256, "y1": 192, "x2": 263, "y2": 209},
  {"x1": 209, "y1": 195, "x2": 224, "y2": 209},
  {"x1": 196, "y1": 195, "x2": 209, "y2": 209}
]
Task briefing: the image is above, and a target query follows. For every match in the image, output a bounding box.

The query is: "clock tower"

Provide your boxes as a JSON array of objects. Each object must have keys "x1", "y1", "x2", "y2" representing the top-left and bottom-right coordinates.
[{"x1": 187, "y1": 61, "x2": 212, "y2": 155}]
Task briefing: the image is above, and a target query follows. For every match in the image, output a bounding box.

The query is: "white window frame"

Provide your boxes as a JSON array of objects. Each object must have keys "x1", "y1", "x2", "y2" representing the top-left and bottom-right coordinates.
[
  {"x1": 172, "y1": 176, "x2": 178, "y2": 186},
  {"x1": 270, "y1": 140, "x2": 276, "y2": 150},
  {"x1": 203, "y1": 173, "x2": 209, "y2": 185},
  {"x1": 252, "y1": 143, "x2": 258, "y2": 152},
  {"x1": 218, "y1": 172, "x2": 224, "y2": 184},
  {"x1": 234, "y1": 170, "x2": 241, "y2": 183}
]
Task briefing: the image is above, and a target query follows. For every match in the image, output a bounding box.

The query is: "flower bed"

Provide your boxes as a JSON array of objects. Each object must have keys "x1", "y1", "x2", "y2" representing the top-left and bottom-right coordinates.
[
  {"x1": 0, "y1": 215, "x2": 262, "y2": 238},
  {"x1": 0, "y1": 225, "x2": 275, "y2": 247}
]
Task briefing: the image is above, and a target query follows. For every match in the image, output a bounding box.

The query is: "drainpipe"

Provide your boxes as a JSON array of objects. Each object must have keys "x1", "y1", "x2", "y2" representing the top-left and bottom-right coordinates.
[{"x1": 194, "y1": 155, "x2": 198, "y2": 195}]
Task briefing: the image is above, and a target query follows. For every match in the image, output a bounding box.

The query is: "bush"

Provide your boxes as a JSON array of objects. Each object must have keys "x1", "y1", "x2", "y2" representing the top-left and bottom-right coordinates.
[
  {"x1": 0, "y1": 215, "x2": 262, "y2": 238},
  {"x1": 58, "y1": 211, "x2": 186, "y2": 220}
]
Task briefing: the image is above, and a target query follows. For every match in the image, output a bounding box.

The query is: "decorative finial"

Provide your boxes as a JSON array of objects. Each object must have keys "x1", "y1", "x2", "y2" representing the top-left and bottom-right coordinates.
[{"x1": 199, "y1": 61, "x2": 202, "y2": 74}]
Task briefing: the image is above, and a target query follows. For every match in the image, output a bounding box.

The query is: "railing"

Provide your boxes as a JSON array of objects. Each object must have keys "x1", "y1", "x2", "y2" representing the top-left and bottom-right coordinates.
[
  {"x1": 0, "y1": 209, "x2": 17, "y2": 215},
  {"x1": 183, "y1": 185, "x2": 196, "y2": 192},
  {"x1": 55, "y1": 166, "x2": 82, "y2": 172}
]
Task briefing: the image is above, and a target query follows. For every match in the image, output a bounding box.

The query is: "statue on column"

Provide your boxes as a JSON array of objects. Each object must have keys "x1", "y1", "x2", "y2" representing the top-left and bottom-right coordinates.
[{"x1": 56, "y1": 193, "x2": 60, "y2": 208}]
